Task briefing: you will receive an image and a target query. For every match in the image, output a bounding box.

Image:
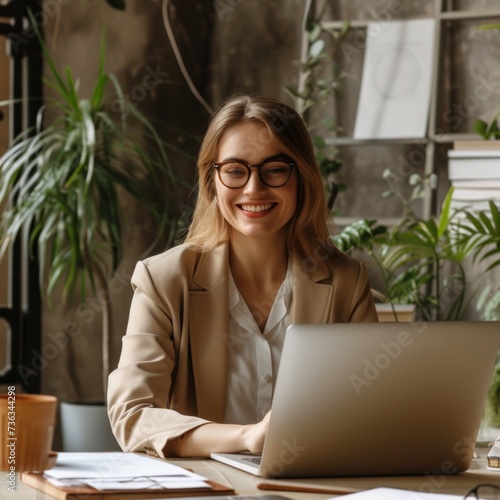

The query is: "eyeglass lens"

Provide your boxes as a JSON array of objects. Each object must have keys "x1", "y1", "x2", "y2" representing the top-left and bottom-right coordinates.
[
  {"x1": 465, "y1": 485, "x2": 500, "y2": 500},
  {"x1": 217, "y1": 160, "x2": 293, "y2": 188}
]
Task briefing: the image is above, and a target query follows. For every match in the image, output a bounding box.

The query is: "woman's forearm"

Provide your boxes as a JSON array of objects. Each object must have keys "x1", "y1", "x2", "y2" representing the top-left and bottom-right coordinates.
[{"x1": 165, "y1": 412, "x2": 270, "y2": 458}]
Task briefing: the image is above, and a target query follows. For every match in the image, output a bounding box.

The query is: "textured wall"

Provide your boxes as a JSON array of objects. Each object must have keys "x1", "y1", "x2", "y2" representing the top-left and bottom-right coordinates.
[
  {"x1": 38, "y1": 0, "x2": 308, "y2": 404},
  {"x1": 28, "y1": 0, "x2": 500, "y2": 405},
  {"x1": 209, "y1": 0, "x2": 304, "y2": 105},
  {"x1": 40, "y1": 0, "x2": 213, "y2": 403}
]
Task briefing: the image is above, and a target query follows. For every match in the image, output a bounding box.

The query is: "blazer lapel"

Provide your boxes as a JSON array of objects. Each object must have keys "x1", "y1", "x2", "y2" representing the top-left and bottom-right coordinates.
[
  {"x1": 188, "y1": 243, "x2": 229, "y2": 422},
  {"x1": 290, "y1": 254, "x2": 335, "y2": 324}
]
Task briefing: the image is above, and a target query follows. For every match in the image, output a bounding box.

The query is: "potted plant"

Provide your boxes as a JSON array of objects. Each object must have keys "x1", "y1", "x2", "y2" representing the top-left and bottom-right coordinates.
[
  {"x1": 0, "y1": 19, "x2": 188, "y2": 449},
  {"x1": 332, "y1": 169, "x2": 500, "y2": 323},
  {"x1": 461, "y1": 199, "x2": 500, "y2": 431}
]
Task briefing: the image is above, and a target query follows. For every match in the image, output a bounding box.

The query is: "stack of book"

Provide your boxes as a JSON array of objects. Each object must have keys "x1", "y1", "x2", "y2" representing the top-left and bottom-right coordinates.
[{"x1": 447, "y1": 141, "x2": 500, "y2": 212}]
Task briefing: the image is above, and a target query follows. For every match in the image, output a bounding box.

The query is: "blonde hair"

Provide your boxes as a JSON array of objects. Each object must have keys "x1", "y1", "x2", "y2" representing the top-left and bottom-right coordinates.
[{"x1": 184, "y1": 94, "x2": 341, "y2": 266}]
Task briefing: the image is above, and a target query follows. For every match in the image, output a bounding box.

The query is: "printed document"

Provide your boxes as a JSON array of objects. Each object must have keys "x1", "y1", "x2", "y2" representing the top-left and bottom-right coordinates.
[{"x1": 353, "y1": 19, "x2": 436, "y2": 139}]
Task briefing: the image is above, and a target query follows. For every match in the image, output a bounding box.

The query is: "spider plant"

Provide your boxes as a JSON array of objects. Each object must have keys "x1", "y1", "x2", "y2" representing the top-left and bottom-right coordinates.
[{"x1": 0, "y1": 17, "x2": 188, "y2": 397}]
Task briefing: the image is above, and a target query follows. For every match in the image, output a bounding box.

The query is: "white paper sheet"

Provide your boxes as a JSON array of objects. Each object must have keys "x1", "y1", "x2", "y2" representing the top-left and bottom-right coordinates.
[
  {"x1": 353, "y1": 19, "x2": 436, "y2": 139},
  {"x1": 43, "y1": 452, "x2": 208, "y2": 491},
  {"x1": 327, "y1": 487, "x2": 462, "y2": 499},
  {"x1": 83, "y1": 478, "x2": 209, "y2": 491}
]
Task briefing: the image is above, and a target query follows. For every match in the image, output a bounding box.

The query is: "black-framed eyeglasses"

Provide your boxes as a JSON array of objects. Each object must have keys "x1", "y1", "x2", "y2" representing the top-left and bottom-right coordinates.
[
  {"x1": 213, "y1": 158, "x2": 296, "y2": 189},
  {"x1": 464, "y1": 484, "x2": 500, "y2": 499}
]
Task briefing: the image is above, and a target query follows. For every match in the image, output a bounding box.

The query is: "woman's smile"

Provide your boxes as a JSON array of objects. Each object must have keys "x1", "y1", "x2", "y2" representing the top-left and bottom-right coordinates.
[{"x1": 238, "y1": 202, "x2": 277, "y2": 215}]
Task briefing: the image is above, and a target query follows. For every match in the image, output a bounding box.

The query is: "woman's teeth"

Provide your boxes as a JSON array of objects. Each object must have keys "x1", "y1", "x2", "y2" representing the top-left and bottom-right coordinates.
[{"x1": 240, "y1": 203, "x2": 274, "y2": 213}]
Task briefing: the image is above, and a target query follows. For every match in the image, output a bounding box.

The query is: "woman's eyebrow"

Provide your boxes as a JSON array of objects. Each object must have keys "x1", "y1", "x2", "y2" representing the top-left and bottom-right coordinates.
[{"x1": 218, "y1": 154, "x2": 290, "y2": 164}]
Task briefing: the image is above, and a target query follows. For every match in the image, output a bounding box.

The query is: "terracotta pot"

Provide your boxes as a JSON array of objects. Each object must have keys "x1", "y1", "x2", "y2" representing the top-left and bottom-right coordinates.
[{"x1": 0, "y1": 393, "x2": 58, "y2": 472}]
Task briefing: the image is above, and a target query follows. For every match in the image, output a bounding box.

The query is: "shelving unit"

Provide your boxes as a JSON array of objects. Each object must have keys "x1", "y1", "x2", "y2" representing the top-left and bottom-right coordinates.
[
  {"x1": 299, "y1": 0, "x2": 500, "y2": 226},
  {"x1": 0, "y1": 0, "x2": 43, "y2": 392}
]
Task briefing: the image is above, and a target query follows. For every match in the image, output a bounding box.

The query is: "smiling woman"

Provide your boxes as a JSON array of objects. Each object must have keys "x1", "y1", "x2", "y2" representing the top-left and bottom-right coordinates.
[
  {"x1": 107, "y1": 94, "x2": 378, "y2": 460},
  {"x1": 212, "y1": 121, "x2": 298, "y2": 243}
]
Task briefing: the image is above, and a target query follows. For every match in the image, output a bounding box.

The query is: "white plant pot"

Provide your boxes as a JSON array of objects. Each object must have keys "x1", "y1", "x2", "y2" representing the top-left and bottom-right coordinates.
[
  {"x1": 60, "y1": 401, "x2": 121, "y2": 452},
  {"x1": 375, "y1": 303, "x2": 416, "y2": 322}
]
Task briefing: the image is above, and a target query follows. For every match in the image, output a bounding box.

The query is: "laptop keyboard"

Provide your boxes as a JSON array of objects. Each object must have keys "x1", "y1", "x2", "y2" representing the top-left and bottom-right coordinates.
[{"x1": 242, "y1": 456, "x2": 262, "y2": 465}]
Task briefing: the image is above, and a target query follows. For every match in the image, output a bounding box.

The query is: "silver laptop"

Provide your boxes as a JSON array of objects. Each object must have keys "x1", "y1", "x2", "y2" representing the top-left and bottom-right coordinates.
[{"x1": 211, "y1": 321, "x2": 500, "y2": 478}]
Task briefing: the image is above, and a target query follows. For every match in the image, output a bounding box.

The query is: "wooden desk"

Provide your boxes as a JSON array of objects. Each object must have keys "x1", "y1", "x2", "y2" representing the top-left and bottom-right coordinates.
[{"x1": 10, "y1": 445, "x2": 500, "y2": 499}]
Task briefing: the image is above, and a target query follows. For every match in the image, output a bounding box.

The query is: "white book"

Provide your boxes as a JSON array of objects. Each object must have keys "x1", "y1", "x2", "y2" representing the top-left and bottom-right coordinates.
[
  {"x1": 451, "y1": 179, "x2": 500, "y2": 189},
  {"x1": 448, "y1": 156, "x2": 500, "y2": 180},
  {"x1": 452, "y1": 187, "x2": 500, "y2": 201},
  {"x1": 488, "y1": 440, "x2": 500, "y2": 470},
  {"x1": 449, "y1": 149, "x2": 500, "y2": 158},
  {"x1": 450, "y1": 199, "x2": 498, "y2": 212}
]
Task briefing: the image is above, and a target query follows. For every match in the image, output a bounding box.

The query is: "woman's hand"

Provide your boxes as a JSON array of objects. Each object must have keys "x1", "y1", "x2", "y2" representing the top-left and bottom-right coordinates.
[{"x1": 242, "y1": 411, "x2": 271, "y2": 453}]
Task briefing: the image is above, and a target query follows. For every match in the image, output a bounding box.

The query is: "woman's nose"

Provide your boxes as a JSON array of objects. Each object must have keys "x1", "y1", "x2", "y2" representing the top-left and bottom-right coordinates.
[{"x1": 243, "y1": 168, "x2": 266, "y2": 195}]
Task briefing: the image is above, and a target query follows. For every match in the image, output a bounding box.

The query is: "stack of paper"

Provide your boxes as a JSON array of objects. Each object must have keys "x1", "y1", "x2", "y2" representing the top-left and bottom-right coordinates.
[
  {"x1": 42, "y1": 452, "x2": 209, "y2": 491},
  {"x1": 21, "y1": 452, "x2": 235, "y2": 499}
]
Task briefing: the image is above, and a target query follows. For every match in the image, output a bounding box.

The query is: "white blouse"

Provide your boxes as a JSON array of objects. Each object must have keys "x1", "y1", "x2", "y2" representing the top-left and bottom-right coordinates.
[{"x1": 224, "y1": 264, "x2": 293, "y2": 425}]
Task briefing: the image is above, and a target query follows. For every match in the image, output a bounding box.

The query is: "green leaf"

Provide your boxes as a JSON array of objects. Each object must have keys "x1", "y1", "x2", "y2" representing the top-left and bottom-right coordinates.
[
  {"x1": 320, "y1": 158, "x2": 342, "y2": 174},
  {"x1": 490, "y1": 201, "x2": 500, "y2": 233},
  {"x1": 308, "y1": 22, "x2": 322, "y2": 42},
  {"x1": 339, "y1": 20, "x2": 350, "y2": 37},
  {"x1": 474, "y1": 119, "x2": 489, "y2": 139},
  {"x1": 480, "y1": 24, "x2": 500, "y2": 30},
  {"x1": 27, "y1": 10, "x2": 70, "y2": 101},
  {"x1": 437, "y1": 187, "x2": 453, "y2": 238},
  {"x1": 313, "y1": 136, "x2": 325, "y2": 149}
]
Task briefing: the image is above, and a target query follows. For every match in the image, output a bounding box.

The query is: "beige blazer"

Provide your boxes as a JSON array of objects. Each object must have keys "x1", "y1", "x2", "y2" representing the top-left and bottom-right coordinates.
[{"x1": 107, "y1": 241, "x2": 377, "y2": 457}]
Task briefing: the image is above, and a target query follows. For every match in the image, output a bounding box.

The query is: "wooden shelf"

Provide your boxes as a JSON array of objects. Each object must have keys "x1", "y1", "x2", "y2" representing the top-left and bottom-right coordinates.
[
  {"x1": 439, "y1": 10, "x2": 500, "y2": 21},
  {"x1": 326, "y1": 137, "x2": 429, "y2": 147},
  {"x1": 302, "y1": 1, "x2": 495, "y2": 222}
]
